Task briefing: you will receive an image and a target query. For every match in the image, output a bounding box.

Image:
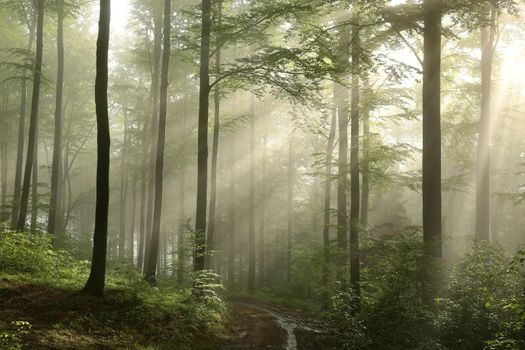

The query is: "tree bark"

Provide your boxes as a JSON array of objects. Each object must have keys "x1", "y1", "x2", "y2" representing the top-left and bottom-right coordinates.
[
  {"x1": 248, "y1": 97, "x2": 256, "y2": 293},
  {"x1": 144, "y1": 0, "x2": 163, "y2": 268},
  {"x1": 286, "y1": 130, "x2": 294, "y2": 284},
  {"x1": 48, "y1": 0, "x2": 65, "y2": 236},
  {"x1": 194, "y1": 0, "x2": 212, "y2": 272},
  {"x1": 17, "y1": 0, "x2": 44, "y2": 231},
  {"x1": 360, "y1": 77, "x2": 370, "y2": 229},
  {"x1": 258, "y1": 122, "x2": 267, "y2": 288},
  {"x1": 476, "y1": 6, "x2": 495, "y2": 242},
  {"x1": 206, "y1": 0, "x2": 222, "y2": 270},
  {"x1": 227, "y1": 134, "x2": 236, "y2": 288},
  {"x1": 349, "y1": 20, "x2": 361, "y2": 308},
  {"x1": 322, "y1": 94, "x2": 337, "y2": 285},
  {"x1": 144, "y1": 0, "x2": 171, "y2": 285},
  {"x1": 83, "y1": 0, "x2": 111, "y2": 297},
  {"x1": 11, "y1": 7, "x2": 36, "y2": 228},
  {"x1": 30, "y1": 127, "x2": 38, "y2": 232},
  {"x1": 119, "y1": 111, "x2": 128, "y2": 257},
  {"x1": 422, "y1": 0, "x2": 442, "y2": 260},
  {"x1": 335, "y1": 22, "x2": 351, "y2": 281}
]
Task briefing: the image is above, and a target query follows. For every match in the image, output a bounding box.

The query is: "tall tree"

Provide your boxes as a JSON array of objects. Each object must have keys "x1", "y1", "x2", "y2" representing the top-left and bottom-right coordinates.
[
  {"x1": 83, "y1": 0, "x2": 111, "y2": 297},
  {"x1": 258, "y1": 120, "x2": 267, "y2": 288},
  {"x1": 422, "y1": 0, "x2": 442, "y2": 260},
  {"x1": 206, "y1": 0, "x2": 222, "y2": 270},
  {"x1": 227, "y1": 134, "x2": 236, "y2": 288},
  {"x1": 335, "y1": 21, "x2": 351, "y2": 280},
  {"x1": 349, "y1": 19, "x2": 361, "y2": 308},
  {"x1": 144, "y1": 0, "x2": 171, "y2": 285},
  {"x1": 247, "y1": 97, "x2": 256, "y2": 293},
  {"x1": 322, "y1": 94, "x2": 337, "y2": 286},
  {"x1": 11, "y1": 5, "x2": 36, "y2": 228},
  {"x1": 144, "y1": 0, "x2": 163, "y2": 268},
  {"x1": 476, "y1": 6, "x2": 495, "y2": 241},
  {"x1": 48, "y1": 0, "x2": 65, "y2": 236},
  {"x1": 286, "y1": 130, "x2": 294, "y2": 283},
  {"x1": 194, "y1": 0, "x2": 212, "y2": 272},
  {"x1": 360, "y1": 77, "x2": 370, "y2": 229},
  {"x1": 119, "y1": 111, "x2": 128, "y2": 257},
  {"x1": 16, "y1": 0, "x2": 44, "y2": 231}
]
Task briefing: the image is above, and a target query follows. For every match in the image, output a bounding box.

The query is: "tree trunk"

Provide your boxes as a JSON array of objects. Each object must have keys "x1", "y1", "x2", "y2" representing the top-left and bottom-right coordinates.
[
  {"x1": 144, "y1": 0, "x2": 163, "y2": 268},
  {"x1": 1, "y1": 87, "x2": 8, "y2": 216},
  {"x1": 349, "y1": 20, "x2": 361, "y2": 308},
  {"x1": 17, "y1": 0, "x2": 44, "y2": 231},
  {"x1": 47, "y1": 0, "x2": 65, "y2": 236},
  {"x1": 30, "y1": 128, "x2": 38, "y2": 232},
  {"x1": 83, "y1": 0, "x2": 111, "y2": 297},
  {"x1": 258, "y1": 123, "x2": 267, "y2": 288},
  {"x1": 422, "y1": 0, "x2": 442, "y2": 260},
  {"x1": 11, "y1": 7, "x2": 36, "y2": 228},
  {"x1": 138, "y1": 120, "x2": 148, "y2": 270},
  {"x1": 476, "y1": 6, "x2": 495, "y2": 241},
  {"x1": 360, "y1": 77, "x2": 370, "y2": 229},
  {"x1": 119, "y1": 112, "x2": 128, "y2": 258},
  {"x1": 206, "y1": 0, "x2": 222, "y2": 271},
  {"x1": 227, "y1": 134, "x2": 236, "y2": 288},
  {"x1": 129, "y1": 173, "x2": 137, "y2": 261},
  {"x1": 286, "y1": 131, "x2": 294, "y2": 284},
  {"x1": 322, "y1": 94, "x2": 337, "y2": 285},
  {"x1": 247, "y1": 97, "x2": 256, "y2": 293},
  {"x1": 144, "y1": 0, "x2": 171, "y2": 285},
  {"x1": 335, "y1": 22, "x2": 351, "y2": 281},
  {"x1": 194, "y1": 0, "x2": 212, "y2": 272},
  {"x1": 177, "y1": 161, "x2": 185, "y2": 284}
]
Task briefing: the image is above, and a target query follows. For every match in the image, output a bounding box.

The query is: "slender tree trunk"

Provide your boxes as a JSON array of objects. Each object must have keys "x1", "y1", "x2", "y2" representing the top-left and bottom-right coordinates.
[
  {"x1": 119, "y1": 112, "x2": 128, "y2": 257},
  {"x1": 227, "y1": 135, "x2": 236, "y2": 288},
  {"x1": 360, "y1": 77, "x2": 370, "y2": 229},
  {"x1": 138, "y1": 120, "x2": 148, "y2": 270},
  {"x1": 476, "y1": 7, "x2": 495, "y2": 241},
  {"x1": 206, "y1": 0, "x2": 222, "y2": 271},
  {"x1": 422, "y1": 0, "x2": 442, "y2": 260},
  {"x1": 1, "y1": 88, "x2": 7, "y2": 216},
  {"x1": 335, "y1": 22, "x2": 351, "y2": 281},
  {"x1": 194, "y1": 0, "x2": 212, "y2": 272},
  {"x1": 258, "y1": 124, "x2": 267, "y2": 288},
  {"x1": 129, "y1": 173, "x2": 137, "y2": 261},
  {"x1": 83, "y1": 0, "x2": 111, "y2": 297},
  {"x1": 11, "y1": 8, "x2": 36, "y2": 228},
  {"x1": 48, "y1": 0, "x2": 65, "y2": 236},
  {"x1": 17, "y1": 0, "x2": 44, "y2": 231},
  {"x1": 247, "y1": 97, "x2": 256, "y2": 293},
  {"x1": 177, "y1": 162, "x2": 185, "y2": 284},
  {"x1": 144, "y1": 1, "x2": 163, "y2": 267},
  {"x1": 30, "y1": 128, "x2": 38, "y2": 232},
  {"x1": 349, "y1": 20, "x2": 361, "y2": 308},
  {"x1": 323, "y1": 96, "x2": 337, "y2": 285},
  {"x1": 144, "y1": 0, "x2": 171, "y2": 285},
  {"x1": 286, "y1": 131, "x2": 294, "y2": 284}
]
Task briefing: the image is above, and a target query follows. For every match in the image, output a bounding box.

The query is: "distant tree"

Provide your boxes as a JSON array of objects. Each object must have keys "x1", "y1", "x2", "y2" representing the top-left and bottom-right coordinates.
[
  {"x1": 83, "y1": 0, "x2": 111, "y2": 297},
  {"x1": 144, "y1": 0, "x2": 171, "y2": 285},
  {"x1": 16, "y1": 0, "x2": 44, "y2": 231},
  {"x1": 476, "y1": 6, "x2": 496, "y2": 241},
  {"x1": 247, "y1": 96, "x2": 256, "y2": 293}
]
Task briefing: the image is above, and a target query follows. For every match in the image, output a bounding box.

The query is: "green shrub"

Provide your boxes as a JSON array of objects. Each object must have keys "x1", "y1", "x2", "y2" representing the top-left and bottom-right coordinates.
[
  {"x1": 436, "y1": 241, "x2": 525, "y2": 350},
  {"x1": 0, "y1": 231, "x2": 60, "y2": 274}
]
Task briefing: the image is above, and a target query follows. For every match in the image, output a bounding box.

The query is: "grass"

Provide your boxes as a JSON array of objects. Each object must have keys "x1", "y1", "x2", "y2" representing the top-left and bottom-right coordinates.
[{"x1": 0, "y1": 231, "x2": 228, "y2": 350}]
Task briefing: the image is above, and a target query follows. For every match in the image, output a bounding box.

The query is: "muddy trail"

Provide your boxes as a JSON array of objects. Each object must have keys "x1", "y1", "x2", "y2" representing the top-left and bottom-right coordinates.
[{"x1": 224, "y1": 299, "x2": 326, "y2": 350}]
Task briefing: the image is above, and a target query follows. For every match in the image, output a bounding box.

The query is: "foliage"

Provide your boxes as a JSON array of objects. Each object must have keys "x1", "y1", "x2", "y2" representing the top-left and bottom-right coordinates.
[{"x1": 436, "y1": 241, "x2": 525, "y2": 349}]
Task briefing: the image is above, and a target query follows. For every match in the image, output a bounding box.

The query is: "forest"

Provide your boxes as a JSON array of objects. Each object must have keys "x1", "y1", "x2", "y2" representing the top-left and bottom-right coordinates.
[{"x1": 0, "y1": 0, "x2": 524, "y2": 349}]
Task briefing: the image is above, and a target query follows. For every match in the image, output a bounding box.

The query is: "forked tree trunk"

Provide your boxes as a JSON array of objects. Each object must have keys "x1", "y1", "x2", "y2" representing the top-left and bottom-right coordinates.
[
  {"x1": 11, "y1": 7, "x2": 36, "y2": 228},
  {"x1": 17, "y1": 0, "x2": 44, "y2": 231},
  {"x1": 144, "y1": 0, "x2": 171, "y2": 285}
]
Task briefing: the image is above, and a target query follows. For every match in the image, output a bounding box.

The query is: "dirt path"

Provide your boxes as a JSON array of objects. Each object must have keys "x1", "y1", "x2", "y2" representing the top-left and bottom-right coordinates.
[{"x1": 224, "y1": 300, "x2": 324, "y2": 350}]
